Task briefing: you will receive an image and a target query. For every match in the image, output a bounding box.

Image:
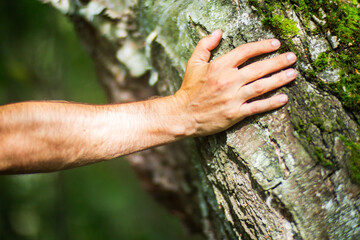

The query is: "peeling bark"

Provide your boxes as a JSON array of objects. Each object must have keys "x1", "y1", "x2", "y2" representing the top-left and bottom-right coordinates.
[{"x1": 45, "y1": 0, "x2": 360, "y2": 239}]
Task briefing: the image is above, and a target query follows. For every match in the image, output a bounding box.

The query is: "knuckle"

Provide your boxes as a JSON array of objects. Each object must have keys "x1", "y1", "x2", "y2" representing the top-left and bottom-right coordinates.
[
  {"x1": 270, "y1": 56, "x2": 282, "y2": 67},
  {"x1": 208, "y1": 62, "x2": 219, "y2": 73},
  {"x1": 251, "y1": 66, "x2": 265, "y2": 79},
  {"x1": 281, "y1": 55, "x2": 289, "y2": 65},
  {"x1": 239, "y1": 45, "x2": 252, "y2": 57},
  {"x1": 198, "y1": 37, "x2": 207, "y2": 46},
  {"x1": 215, "y1": 80, "x2": 228, "y2": 91},
  {"x1": 187, "y1": 54, "x2": 200, "y2": 65},
  {"x1": 206, "y1": 73, "x2": 216, "y2": 85},
  {"x1": 268, "y1": 98, "x2": 277, "y2": 109},
  {"x1": 276, "y1": 72, "x2": 288, "y2": 85},
  {"x1": 209, "y1": 74, "x2": 231, "y2": 92},
  {"x1": 269, "y1": 55, "x2": 284, "y2": 67},
  {"x1": 252, "y1": 81, "x2": 265, "y2": 94},
  {"x1": 197, "y1": 36, "x2": 211, "y2": 48},
  {"x1": 224, "y1": 108, "x2": 238, "y2": 120},
  {"x1": 250, "y1": 105, "x2": 260, "y2": 115}
]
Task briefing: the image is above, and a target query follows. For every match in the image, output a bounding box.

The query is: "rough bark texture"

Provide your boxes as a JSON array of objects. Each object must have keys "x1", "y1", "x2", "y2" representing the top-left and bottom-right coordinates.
[{"x1": 45, "y1": 0, "x2": 360, "y2": 239}]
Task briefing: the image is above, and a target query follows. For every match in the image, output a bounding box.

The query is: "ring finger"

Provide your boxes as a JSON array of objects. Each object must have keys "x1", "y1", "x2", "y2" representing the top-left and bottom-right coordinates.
[{"x1": 239, "y1": 68, "x2": 296, "y2": 101}]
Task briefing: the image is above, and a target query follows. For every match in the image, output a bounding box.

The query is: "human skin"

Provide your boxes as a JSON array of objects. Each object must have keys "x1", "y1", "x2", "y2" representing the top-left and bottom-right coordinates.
[{"x1": 0, "y1": 30, "x2": 297, "y2": 174}]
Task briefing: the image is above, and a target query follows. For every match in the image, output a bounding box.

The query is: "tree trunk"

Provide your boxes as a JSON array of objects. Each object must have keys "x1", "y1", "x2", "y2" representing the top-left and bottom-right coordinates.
[{"x1": 45, "y1": 0, "x2": 360, "y2": 239}]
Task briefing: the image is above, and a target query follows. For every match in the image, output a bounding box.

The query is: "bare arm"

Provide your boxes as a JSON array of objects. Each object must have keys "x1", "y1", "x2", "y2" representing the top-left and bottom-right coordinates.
[
  {"x1": 0, "y1": 98, "x2": 190, "y2": 173},
  {"x1": 0, "y1": 30, "x2": 297, "y2": 173}
]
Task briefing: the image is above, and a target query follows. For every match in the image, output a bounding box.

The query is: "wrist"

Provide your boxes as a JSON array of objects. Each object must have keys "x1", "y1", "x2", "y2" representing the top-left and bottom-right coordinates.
[{"x1": 171, "y1": 91, "x2": 197, "y2": 138}]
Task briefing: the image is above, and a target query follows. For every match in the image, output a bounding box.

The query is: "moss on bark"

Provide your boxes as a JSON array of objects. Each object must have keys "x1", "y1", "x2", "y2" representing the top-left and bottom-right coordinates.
[
  {"x1": 249, "y1": 0, "x2": 360, "y2": 112},
  {"x1": 47, "y1": 0, "x2": 360, "y2": 238},
  {"x1": 248, "y1": 0, "x2": 360, "y2": 184}
]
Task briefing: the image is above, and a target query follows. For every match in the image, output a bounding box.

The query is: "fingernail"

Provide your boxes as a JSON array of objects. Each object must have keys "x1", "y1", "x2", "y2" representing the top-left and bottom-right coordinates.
[
  {"x1": 287, "y1": 53, "x2": 296, "y2": 62},
  {"x1": 286, "y1": 69, "x2": 296, "y2": 78},
  {"x1": 280, "y1": 95, "x2": 288, "y2": 103},
  {"x1": 272, "y1": 39, "x2": 280, "y2": 48}
]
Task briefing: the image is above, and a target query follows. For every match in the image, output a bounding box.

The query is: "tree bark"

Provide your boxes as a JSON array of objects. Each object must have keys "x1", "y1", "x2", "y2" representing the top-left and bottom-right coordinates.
[{"x1": 44, "y1": 0, "x2": 360, "y2": 239}]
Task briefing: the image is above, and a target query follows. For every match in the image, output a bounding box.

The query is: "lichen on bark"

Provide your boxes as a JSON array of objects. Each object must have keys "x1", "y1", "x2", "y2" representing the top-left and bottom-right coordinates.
[{"x1": 45, "y1": 0, "x2": 360, "y2": 239}]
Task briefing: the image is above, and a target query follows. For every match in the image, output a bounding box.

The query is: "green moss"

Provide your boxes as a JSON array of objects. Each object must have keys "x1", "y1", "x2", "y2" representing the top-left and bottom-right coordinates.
[
  {"x1": 293, "y1": 0, "x2": 360, "y2": 112},
  {"x1": 293, "y1": 117, "x2": 308, "y2": 134},
  {"x1": 304, "y1": 70, "x2": 316, "y2": 78},
  {"x1": 312, "y1": 52, "x2": 332, "y2": 72},
  {"x1": 249, "y1": 0, "x2": 360, "y2": 178},
  {"x1": 312, "y1": 116, "x2": 333, "y2": 132},
  {"x1": 262, "y1": 14, "x2": 299, "y2": 39},
  {"x1": 308, "y1": 57, "x2": 359, "y2": 111},
  {"x1": 312, "y1": 116, "x2": 323, "y2": 125},
  {"x1": 329, "y1": 72, "x2": 360, "y2": 112},
  {"x1": 314, "y1": 147, "x2": 336, "y2": 168},
  {"x1": 248, "y1": 0, "x2": 260, "y2": 8},
  {"x1": 250, "y1": 0, "x2": 360, "y2": 113},
  {"x1": 250, "y1": 1, "x2": 299, "y2": 40},
  {"x1": 340, "y1": 136, "x2": 360, "y2": 184},
  {"x1": 294, "y1": 124, "x2": 305, "y2": 133}
]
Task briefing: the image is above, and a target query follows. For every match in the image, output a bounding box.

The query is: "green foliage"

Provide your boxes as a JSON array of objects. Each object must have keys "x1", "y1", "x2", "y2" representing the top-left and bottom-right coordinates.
[{"x1": 0, "y1": 1, "x2": 107, "y2": 104}]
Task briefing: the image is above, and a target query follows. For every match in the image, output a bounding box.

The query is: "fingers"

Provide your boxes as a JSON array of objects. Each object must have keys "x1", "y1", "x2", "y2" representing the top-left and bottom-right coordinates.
[
  {"x1": 240, "y1": 69, "x2": 296, "y2": 101},
  {"x1": 240, "y1": 94, "x2": 289, "y2": 118},
  {"x1": 238, "y1": 52, "x2": 297, "y2": 85},
  {"x1": 189, "y1": 29, "x2": 223, "y2": 64},
  {"x1": 213, "y1": 39, "x2": 281, "y2": 68}
]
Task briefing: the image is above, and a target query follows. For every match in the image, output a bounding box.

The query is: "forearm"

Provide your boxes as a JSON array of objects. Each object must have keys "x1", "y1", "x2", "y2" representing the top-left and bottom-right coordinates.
[{"x1": 0, "y1": 97, "x2": 192, "y2": 173}]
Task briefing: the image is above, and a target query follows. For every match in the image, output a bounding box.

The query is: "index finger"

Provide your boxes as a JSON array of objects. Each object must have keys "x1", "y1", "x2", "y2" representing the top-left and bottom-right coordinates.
[{"x1": 213, "y1": 39, "x2": 281, "y2": 68}]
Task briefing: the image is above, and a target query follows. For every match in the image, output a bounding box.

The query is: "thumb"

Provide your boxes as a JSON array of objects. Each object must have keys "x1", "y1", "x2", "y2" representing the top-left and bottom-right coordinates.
[{"x1": 190, "y1": 29, "x2": 222, "y2": 63}]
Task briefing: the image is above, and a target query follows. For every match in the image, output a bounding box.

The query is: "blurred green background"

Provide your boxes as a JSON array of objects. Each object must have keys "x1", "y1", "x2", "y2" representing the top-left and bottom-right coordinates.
[{"x1": 0, "y1": 1, "x2": 201, "y2": 239}]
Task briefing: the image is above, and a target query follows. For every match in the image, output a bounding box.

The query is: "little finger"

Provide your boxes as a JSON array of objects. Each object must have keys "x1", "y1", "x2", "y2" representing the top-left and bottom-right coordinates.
[{"x1": 240, "y1": 94, "x2": 289, "y2": 118}]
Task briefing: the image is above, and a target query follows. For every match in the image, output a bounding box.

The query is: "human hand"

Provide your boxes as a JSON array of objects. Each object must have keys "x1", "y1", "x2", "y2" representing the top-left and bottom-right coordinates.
[{"x1": 174, "y1": 29, "x2": 297, "y2": 136}]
